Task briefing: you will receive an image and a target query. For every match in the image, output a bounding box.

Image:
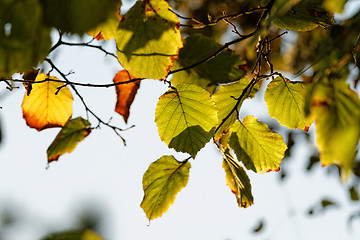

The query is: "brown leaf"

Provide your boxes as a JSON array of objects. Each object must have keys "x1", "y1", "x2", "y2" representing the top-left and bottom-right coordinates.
[
  {"x1": 22, "y1": 68, "x2": 39, "y2": 95},
  {"x1": 113, "y1": 70, "x2": 140, "y2": 123}
]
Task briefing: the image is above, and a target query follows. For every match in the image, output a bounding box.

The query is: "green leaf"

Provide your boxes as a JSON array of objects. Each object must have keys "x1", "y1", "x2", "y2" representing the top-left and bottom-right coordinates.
[
  {"x1": 213, "y1": 78, "x2": 259, "y2": 141},
  {"x1": 0, "y1": 0, "x2": 51, "y2": 76},
  {"x1": 155, "y1": 83, "x2": 218, "y2": 157},
  {"x1": 171, "y1": 34, "x2": 247, "y2": 89},
  {"x1": 349, "y1": 186, "x2": 359, "y2": 201},
  {"x1": 140, "y1": 155, "x2": 191, "y2": 220},
  {"x1": 47, "y1": 117, "x2": 91, "y2": 163},
  {"x1": 229, "y1": 116, "x2": 287, "y2": 173},
  {"x1": 41, "y1": 229, "x2": 103, "y2": 240},
  {"x1": 272, "y1": 1, "x2": 334, "y2": 31},
  {"x1": 40, "y1": 0, "x2": 119, "y2": 35},
  {"x1": 222, "y1": 148, "x2": 253, "y2": 208},
  {"x1": 310, "y1": 78, "x2": 360, "y2": 177},
  {"x1": 323, "y1": 0, "x2": 347, "y2": 13},
  {"x1": 265, "y1": 76, "x2": 313, "y2": 130},
  {"x1": 116, "y1": 0, "x2": 182, "y2": 79}
]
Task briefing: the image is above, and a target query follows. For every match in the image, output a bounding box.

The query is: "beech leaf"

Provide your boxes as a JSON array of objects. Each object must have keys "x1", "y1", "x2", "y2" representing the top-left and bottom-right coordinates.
[
  {"x1": 310, "y1": 78, "x2": 360, "y2": 177},
  {"x1": 229, "y1": 116, "x2": 287, "y2": 173},
  {"x1": 21, "y1": 74, "x2": 73, "y2": 131},
  {"x1": 41, "y1": 0, "x2": 119, "y2": 35},
  {"x1": 155, "y1": 83, "x2": 218, "y2": 157},
  {"x1": 222, "y1": 148, "x2": 253, "y2": 208},
  {"x1": 87, "y1": 5, "x2": 121, "y2": 40},
  {"x1": 116, "y1": 0, "x2": 182, "y2": 79},
  {"x1": 272, "y1": 1, "x2": 334, "y2": 31},
  {"x1": 140, "y1": 155, "x2": 191, "y2": 221},
  {"x1": 113, "y1": 70, "x2": 140, "y2": 123},
  {"x1": 213, "y1": 78, "x2": 259, "y2": 141},
  {"x1": 47, "y1": 117, "x2": 91, "y2": 163},
  {"x1": 171, "y1": 34, "x2": 247, "y2": 89},
  {"x1": 0, "y1": 0, "x2": 51, "y2": 76},
  {"x1": 265, "y1": 76, "x2": 313, "y2": 130}
]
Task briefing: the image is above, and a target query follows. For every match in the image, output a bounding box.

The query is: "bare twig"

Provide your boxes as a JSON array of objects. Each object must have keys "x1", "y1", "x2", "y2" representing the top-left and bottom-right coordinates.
[{"x1": 45, "y1": 58, "x2": 131, "y2": 145}]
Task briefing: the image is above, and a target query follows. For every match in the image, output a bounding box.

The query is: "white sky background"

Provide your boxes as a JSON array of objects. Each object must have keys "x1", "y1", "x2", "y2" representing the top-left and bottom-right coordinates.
[{"x1": 1, "y1": 1, "x2": 360, "y2": 240}]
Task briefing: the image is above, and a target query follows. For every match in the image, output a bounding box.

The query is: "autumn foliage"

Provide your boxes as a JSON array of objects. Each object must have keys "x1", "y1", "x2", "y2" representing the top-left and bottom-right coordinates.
[{"x1": 1, "y1": 0, "x2": 360, "y2": 230}]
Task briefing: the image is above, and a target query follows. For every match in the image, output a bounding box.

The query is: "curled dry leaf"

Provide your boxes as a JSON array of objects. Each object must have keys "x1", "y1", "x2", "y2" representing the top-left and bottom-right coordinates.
[{"x1": 113, "y1": 70, "x2": 140, "y2": 123}]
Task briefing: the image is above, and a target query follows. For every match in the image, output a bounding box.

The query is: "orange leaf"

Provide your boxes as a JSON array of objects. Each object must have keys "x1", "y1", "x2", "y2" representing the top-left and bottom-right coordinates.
[
  {"x1": 113, "y1": 70, "x2": 140, "y2": 123},
  {"x1": 21, "y1": 74, "x2": 73, "y2": 131}
]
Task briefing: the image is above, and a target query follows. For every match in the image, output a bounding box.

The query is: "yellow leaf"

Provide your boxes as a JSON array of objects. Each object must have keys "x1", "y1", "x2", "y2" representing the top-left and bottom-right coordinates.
[{"x1": 21, "y1": 73, "x2": 73, "y2": 131}]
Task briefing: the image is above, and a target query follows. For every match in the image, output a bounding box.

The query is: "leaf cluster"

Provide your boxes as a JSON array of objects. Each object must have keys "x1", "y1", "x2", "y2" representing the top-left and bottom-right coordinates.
[{"x1": 0, "y1": 0, "x2": 359, "y2": 222}]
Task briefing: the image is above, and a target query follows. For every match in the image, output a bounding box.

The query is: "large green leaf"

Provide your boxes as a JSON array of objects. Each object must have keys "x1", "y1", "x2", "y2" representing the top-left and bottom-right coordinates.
[
  {"x1": 310, "y1": 78, "x2": 360, "y2": 177},
  {"x1": 222, "y1": 148, "x2": 253, "y2": 208},
  {"x1": 213, "y1": 78, "x2": 259, "y2": 141},
  {"x1": 265, "y1": 76, "x2": 313, "y2": 130},
  {"x1": 40, "y1": 0, "x2": 118, "y2": 35},
  {"x1": 47, "y1": 117, "x2": 91, "y2": 163},
  {"x1": 155, "y1": 83, "x2": 218, "y2": 157},
  {"x1": 171, "y1": 34, "x2": 247, "y2": 89},
  {"x1": 0, "y1": 0, "x2": 51, "y2": 77},
  {"x1": 116, "y1": 0, "x2": 182, "y2": 79},
  {"x1": 229, "y1": 116, "x2": 287, "y2": 173},
  {"x1": 272, "y1": 0, "x2": 334, "y2": 31},
  {"x1": 140, "y1": 155, "x2": 191, "y2": 220}
]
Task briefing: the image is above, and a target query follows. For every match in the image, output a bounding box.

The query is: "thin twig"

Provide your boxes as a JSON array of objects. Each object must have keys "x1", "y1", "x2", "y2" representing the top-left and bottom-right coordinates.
[{"x1": 45, "y1": 58, "x2": 131, "y2": 145}]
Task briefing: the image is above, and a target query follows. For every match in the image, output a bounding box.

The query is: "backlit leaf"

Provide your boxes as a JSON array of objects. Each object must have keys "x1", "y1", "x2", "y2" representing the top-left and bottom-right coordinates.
[
  {"x1": 272, "y1": 1, "x2": 334, "y2": 31},
  {"x1": 323, "y1": 0, "x2": 347, "y2": 13},
  {"x1": 40, "y1": 0, "x2": 119, "y2": 35},
  {"x1": 310, "y1": 78, "x2": 360, "y2": 177},
  {"x1": 0, "y1": 0, "x2": 51, "y2": 76},
  {"x1": 171, "y1": 34, "x2": 247, "y2": 88},
  {"x1": 141, "y1": 155, "x2": 191, "y2": 220},
  {"x1": 47, "y1": 117, "x2": 91, "y2": 163},
  {"x1": 21, "y1": 74, "x2": 73, "y2": 131},
  {"x1": 213, "y1": 78, "x2": 259, "y2": 141},
  {"x1": 222, "y1": 148, "x2": 253, "y2": 208},
  {"x1": 265, "y1": 76, "x2": 313, "y2": 130},
  {"x1": 155, "y1": 84, "x2": 218, "y2": 157},
  {"x1": 116, "y1": 0, "x2": 182, "y2": 79},
  {"x1": 87, "y1": 5, "x2": 121, "y2": 40},
  {"x1": 229, "y1": 116, "x2": 287, "y2": 173},
  {"x1": 113, "y1": 70, "x2": 140, "y2": 123}
]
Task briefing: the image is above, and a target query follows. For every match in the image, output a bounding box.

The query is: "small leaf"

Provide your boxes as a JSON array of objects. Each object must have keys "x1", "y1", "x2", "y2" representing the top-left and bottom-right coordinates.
[
  {"x1": 41, "y1": 0, "x2": 119, "y2": 35},
  {"x1": 87, "y1": 5, "x2": 121, "y2": 40},
  {"x1": 47, "y1": 117, "x2": 91, "y2": 163},
  {"x1": 140, "y1": 155, "x2": 191, "y2": 220},
  {"x1": 222, "y1": 148, "x2": 253, "y2": 208},
  {"x1": 349, "y1": 186, "x2": 359, "y2": 201},
  {"x1": 41, "y1": 229, "x2": 103, "y2": 240},
  {"x1": 323, "y1": 0, "x2": 347, "y2": 13},
  {"x1": 21, "y1": 74, "x2": 73, "y2": 131},
  {"x1": 213, "y1": 78, "x2": 259, "y2": 141},
  {"x1": 155, "y1": 83, "x2": 218, "y2": 157},
  {"x1": 252, "y1": 219, "x2": 265, "y2": 233},
  {"x1": 22, "y1": 68, "x2": 39, "y2": 96},
  {"x1": 272, "y1": 1, "x2": 334, "y2": 31},
  {"x1": 113, "y1": 70, "x2": 140, "y2": 123},
  {"x1": 116, "y1": 0, "x2": 182, "y2": 79},
  {"x1": 310, "y1": 78, "x2": 360, "y2": 177},
  {"x1": 265, "y1": 76, "x2": 313, "y2": 130},
  {"x1": 171, "y1": 34, "x2": 247, "y2": 88},
  {"x1": 229, "y1": 116, "x2": 287, "y2": 173}
]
